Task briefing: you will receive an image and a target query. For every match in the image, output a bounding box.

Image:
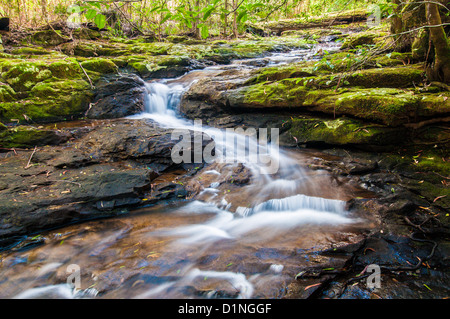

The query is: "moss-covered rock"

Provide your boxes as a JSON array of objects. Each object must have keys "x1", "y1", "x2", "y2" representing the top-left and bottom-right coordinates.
[
  {"x1": 80, "y1": 58, "x2": 118, "y2": 74},
  {"x1": 245, "y1": 62, "x2": 316, "y2": 85},
  {"x1": 251, "y1": 9, "x2": 369, "y2": 35},
  {"x1": 309, "y1": 65, "x2": 425, "y2": 89},
  {"x1": 166, "y1": 35, "x2": 190, "y2": 43},
  {"x1": 61, "y1": 41, "x2": 129, "y2": 57},
  {"x1": 11, "y1": 47, "x2": 53, "y2": 56},
  {"x1": 341, "y1": 31, "x2": 388, "y2": 49},
  {"x1": 0, "y1": 83, "x2": 16, "y2": 102},
  {"x1": 0, "y1": 125, "x2": 70, "y2": 148},
  {"x1": 282, "y1": 117, "x2": 406, "y2": 149},
  {"x1": 0, "y1": 79, "x2": 92, "y2": 123},
  {"x1": 315, "y1": 88, "x2": 421, "y2": 126},
  {"x1": 345, "y1": 66, "x2": 424, "y2": 88},
  {"x1": 48, "y1": 59, "x2": 83, "y2": 79},
  {"x1": 371, "y1": 52, "x2": 412, "y2": 67},
  {"x1": 227, "y1": 78, "x2": 309, "y2": 109},
  {"x1": 0, "y1": 61, "x2": 52, "y2": 93},
  {"x1": 129, "y1": 42, "x2": 172, "y2": 55},
  {"x1": 72, "y1": 28, "x2": 101, "y2": 40},
  {"x1": 31, "y1": 30, "x2": 71, "y2": 47}
]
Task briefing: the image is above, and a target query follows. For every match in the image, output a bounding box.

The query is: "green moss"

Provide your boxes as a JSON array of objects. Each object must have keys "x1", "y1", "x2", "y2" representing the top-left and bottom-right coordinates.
[
  {"x1": 158, "y1": 56, "x2": 191, "y2": 67},
  {"x1": 11, "y1": 47, "x2": 53, "y2": 56},
  {"x1": 0, "y1": 84, "x2": 16, "y2": 102},
  {"x1": 129, "y1": 60, "x2": 161, "y2": 76},
  {"x1": 417, "y1": 93, "x2": 450, "y2": 117},
  {"x1": 341, "y1": 31, "x2": 387, "y2": 49},
  {"x1": 372, "y1": 52, "x2": 412, "y2": 67},
  {"x1": 245, "y1": 62, "x2": 316, "y2": 85},
  {"x1": 111, "y1": 55, "x2": 147, "y2": 68},
  {"x1": 129, "y1": 42, "x2": 173, "y2": 55},
  {"x1": 0, "y1": 61, "x2": 52, "y2": 92},
  {"x1": 48, "y1": 59, "x2": 83, "y2": 79},
  {"x1": 31, "y1": 30, "x2": 70, "y2": 47},
  {"x1": 80, "y1": 58, "x2": 118, "y2": 74},
  {"x1": 345, "y1": 66, "x2": 424, "y2": 88},
  {"x1": 0, "y1": 125, "x2": 64, "y2": 148},
  {"x1": 333, "y1": 89, "x2": 421, "y2": 126},
  {"x1": 235, "y1": 78, "x2": 311, "y2": 109},
  {"x1": 72, "y1": 28, "x2": 101, "y2": 40},
  {"x1": 169, "y1": 43, "x2": 214, "y2": 60},
  {"x1": 166, "y1": 35, "x2": 190, "y2": 43},
  {"x1": 62, "y1": 41, "x2": 129, "y2": 57},
  {"x1": 287, "y1": 117, "x2": 405, "y2": 147},
  {"x1": 0, "y1": 79, "x2": 92, "y2": 123}
]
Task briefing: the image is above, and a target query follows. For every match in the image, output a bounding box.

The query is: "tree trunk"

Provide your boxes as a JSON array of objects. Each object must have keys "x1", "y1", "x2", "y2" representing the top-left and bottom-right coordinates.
[
  {"x1": 223, "y1": 0, "x2": 228, "y2": 37},
  {"x1": 232, "y1": 0, "x2": 238, "y2": 38},
  {"x1": 426, "y1": 2, "x2": 450, "y2": 83},
  {"x1": 41, "y1": 0, "x2": 48, "y2": 23},
  {"x1": 390, "y1": 0, "x2": 403, "y2": 35},
  {"x1": 194, "y1": 0, "x2": 201, "y2": 39}
]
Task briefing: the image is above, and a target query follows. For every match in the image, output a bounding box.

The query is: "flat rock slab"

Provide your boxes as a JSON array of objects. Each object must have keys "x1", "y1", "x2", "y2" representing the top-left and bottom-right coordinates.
[{"x1": 0, "y1": 119, "x2": 211, "y2": 249}]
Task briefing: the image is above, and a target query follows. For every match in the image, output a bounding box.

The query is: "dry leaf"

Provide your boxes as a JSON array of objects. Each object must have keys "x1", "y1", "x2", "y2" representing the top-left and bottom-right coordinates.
[{"x1": 433, "y1": 195, "x2": 447, "y2": 203}]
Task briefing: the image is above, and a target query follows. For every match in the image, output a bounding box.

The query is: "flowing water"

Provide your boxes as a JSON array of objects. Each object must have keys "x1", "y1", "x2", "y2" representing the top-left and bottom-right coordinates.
[{"x1": 0, "y1": 40, "x2": 375, "y2": 299}]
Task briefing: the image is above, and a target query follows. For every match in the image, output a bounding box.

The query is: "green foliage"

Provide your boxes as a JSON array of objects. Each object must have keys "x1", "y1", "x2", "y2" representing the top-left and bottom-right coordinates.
[
  {"x1": 0, "y1": 0, "x2": 392, "y2": 39},
  {"x1": 71, "y1": 1, "x2": 108, "y2": 30}
]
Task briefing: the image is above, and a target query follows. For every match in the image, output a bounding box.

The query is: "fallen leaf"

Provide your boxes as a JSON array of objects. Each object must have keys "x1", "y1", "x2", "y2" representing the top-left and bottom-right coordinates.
[
  {"x1": 423, "y1": 284, "x2": 432, "y2": 291},
  {"x1": 295, "y1": 271, "x2": 306, "y2": 279},
  {"x1": 304, "y1": 283, "x2": 321, "y2": 291},
  {"x1": 433, "y1": 195, "x2": 447, "y2": 203}
]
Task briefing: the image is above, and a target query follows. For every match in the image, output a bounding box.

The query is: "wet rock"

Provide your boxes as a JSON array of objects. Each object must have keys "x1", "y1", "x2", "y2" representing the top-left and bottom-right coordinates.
[
  {"x1": 0, "y1": 119, "x2": 213, "y2": 248},
  {"x1": 227, "y1": 163, "x2": 251, "y2": 185},
  {"x1": 86, "y1": 74, "x2": 147, "y2": 119}
]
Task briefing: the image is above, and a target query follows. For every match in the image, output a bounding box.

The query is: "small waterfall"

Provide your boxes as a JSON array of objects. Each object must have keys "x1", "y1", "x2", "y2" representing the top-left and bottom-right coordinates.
[
  {"x1": 235, "y1": 194, "x2": 346, "y2": 217},
  {"x1": 144, "y1": 82, "x2": 185, "y2": 115},
  {"x1": 137, "y1": 72, "x2": 350, "y2": 217}
]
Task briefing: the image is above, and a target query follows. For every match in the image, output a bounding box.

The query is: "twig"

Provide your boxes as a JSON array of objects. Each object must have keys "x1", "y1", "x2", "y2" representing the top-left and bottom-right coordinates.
[
  {"x1": 387, "y1": 23, "x2": 450, "y2": 37},
  {"x1": 77, "y1": 61, "x2": 95, "y2": 90},
  {"x1": 403, "y1": 116, "x2": 450, "y2": 129},
  {"x1": 112, "y1": 2, "x2": 144, "y2": 35},
  {"x1": 24, "y1": 146, "x2": 37, "y2": 169}
]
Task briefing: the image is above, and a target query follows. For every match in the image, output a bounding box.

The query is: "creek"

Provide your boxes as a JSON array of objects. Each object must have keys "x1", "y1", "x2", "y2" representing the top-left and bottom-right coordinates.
[{"x1": 0, "y1": 40, "x2": 377, "y2": 299}]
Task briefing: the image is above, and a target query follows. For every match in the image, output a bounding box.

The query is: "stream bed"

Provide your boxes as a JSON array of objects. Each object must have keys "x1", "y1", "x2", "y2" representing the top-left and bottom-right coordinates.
[{"x1": 0, "y1": 38, "x2": 447, "y2": 299}]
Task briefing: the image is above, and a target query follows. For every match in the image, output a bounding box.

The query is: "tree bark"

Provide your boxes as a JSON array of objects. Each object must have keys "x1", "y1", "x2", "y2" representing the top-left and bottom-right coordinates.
[
  {"x1": 426, "y1": 2, "x2": 450, "y2": 83},
  {"x1": 194, "y1": 0, "x2": 201, "y2": 39},
  {"x1": 223, "y1": 0, "x2": 228, "y2": 37},
  {"x1": 390, "y1": 0, "x2": 403, "y2": 35},
  {"x1": 232, "y1": 0, "x2": 238, "y2": 38}
]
